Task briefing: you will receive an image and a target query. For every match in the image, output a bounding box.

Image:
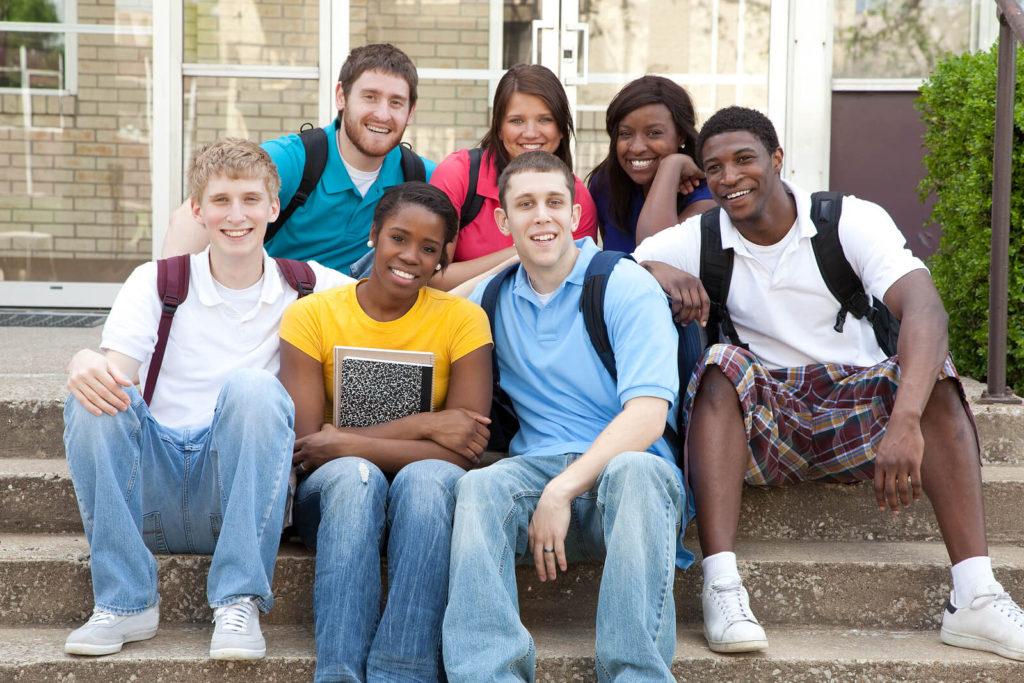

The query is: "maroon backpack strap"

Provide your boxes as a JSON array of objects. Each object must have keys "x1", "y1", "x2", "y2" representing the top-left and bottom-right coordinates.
[
  {"x1": 274, "y1": 258, "x2": 316, "y2": 298},
  {"x1": 143, "y1": 255, "x2": 190, "y2": 405}
]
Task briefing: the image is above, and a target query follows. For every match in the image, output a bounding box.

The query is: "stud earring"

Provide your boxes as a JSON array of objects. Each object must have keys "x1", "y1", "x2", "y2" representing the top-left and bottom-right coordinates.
[
  {"x1": 366, "y1": 239, "x2": 374, "y2": 248},
  {"x1": 434, "y1": 263, "x2": 442, "y2": 272}
]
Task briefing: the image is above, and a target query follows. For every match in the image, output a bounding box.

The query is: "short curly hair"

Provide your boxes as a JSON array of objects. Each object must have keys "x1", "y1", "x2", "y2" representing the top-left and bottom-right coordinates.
[
  {"x1": 188, "y1": 138, "x2": 280, "y2": 202},
  {"x1": 696, "y1": 106, "x2": 780, "y2": 167}
]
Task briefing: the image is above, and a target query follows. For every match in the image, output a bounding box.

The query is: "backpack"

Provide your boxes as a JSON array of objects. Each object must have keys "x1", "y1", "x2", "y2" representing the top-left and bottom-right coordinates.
[
  {"x1": 479, "y1": 250, "x2": 704, "y2": 457},
  {"x1": 699, "y1": 191, "x2": 900, "y2": 356},
  {"x1": 142, "y1": 255, "x2": 316, "y2": 404},
  {"x1": 459, "y1": 147, "x2": 486, "y2": 229},
  {"x1": 264, "y1": 118, "x2": 428, "y2": 244}
]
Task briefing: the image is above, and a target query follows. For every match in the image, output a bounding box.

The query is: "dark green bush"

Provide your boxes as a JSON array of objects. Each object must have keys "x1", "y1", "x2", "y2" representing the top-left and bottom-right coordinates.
[{"x1": 917, "y1": 44, "x2": 1024, "y2": 391}]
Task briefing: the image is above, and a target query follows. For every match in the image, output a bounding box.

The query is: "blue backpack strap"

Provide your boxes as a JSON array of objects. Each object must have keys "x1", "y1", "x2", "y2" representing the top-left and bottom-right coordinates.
[
  {"x1": 580, "y1": 250, "x2": 685, "y2": 456},
  {"x1": 580, "y1": 250, "x2": 633, "y2": 380},
  {"x1": 480, "y1": 263, "x2": 522, "y2": 452},
  {"x1": 480, "y1": 263, "x2": 520, "y2": 381}
]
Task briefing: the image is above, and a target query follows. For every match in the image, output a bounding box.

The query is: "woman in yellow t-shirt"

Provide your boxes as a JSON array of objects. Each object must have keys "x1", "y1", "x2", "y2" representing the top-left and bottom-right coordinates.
[{"x1": 279, "y1": 182, "x2": 493, "y2": 682}]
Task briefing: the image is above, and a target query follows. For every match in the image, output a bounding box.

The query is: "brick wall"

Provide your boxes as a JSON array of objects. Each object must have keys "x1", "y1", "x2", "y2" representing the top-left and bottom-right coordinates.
[{"x1": 0, "y1": 0, "x2": 770, "y2": 283}]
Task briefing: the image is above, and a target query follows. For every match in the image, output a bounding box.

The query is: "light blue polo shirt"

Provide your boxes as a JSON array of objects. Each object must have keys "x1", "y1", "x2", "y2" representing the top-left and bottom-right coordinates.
[
  {"x1": 471, "y1": 238, "x2": 694, "y2": 566},
  {"x1": 262, "y1": 124, "x2": 436, "y2": 271}
]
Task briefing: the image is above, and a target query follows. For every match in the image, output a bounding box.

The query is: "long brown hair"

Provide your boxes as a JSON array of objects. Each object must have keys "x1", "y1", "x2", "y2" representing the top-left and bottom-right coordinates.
[
  {"x1": 589, "y1": 76, "x2": 698, "y2": 235},
  {"x1": 479, "y1": 64, "x2": 574, "y2": 175}
]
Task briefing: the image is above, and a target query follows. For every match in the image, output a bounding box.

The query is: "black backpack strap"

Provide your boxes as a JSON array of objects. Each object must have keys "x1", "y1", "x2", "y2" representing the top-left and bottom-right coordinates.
[
  {"x1": 460, "y1": 147, "x2": 486, "y2": 229},
  {"x1": 399, "y1": 142, "x2": 427, "y2": 182},
  {"x1": 808, "y1": 191, "x2": 873, "y2": 333},
  {"x1": 808, "y1": 191, "x2": 900, "y2": 354},
  {"x1": 266, "y1": 123, "x2": 329, "y2": 245},
  {"x1": 144, "y1": 255, "x2": 190, "y2": 405},
  {"x1": 698, "y1": 208, "x2": 746, "y2": 348},
  {"x1": 274, "y1": 258, "x2": 316, "y2": 297},
  {"x1": 580, "y1": 250, "x2": 633, "y2": 380}
]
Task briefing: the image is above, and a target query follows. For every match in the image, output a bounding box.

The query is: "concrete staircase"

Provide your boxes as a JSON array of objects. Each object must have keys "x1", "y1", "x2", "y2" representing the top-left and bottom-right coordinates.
[{"x1": 2, "y1": 327, "x2": 1024, "y2": 681}]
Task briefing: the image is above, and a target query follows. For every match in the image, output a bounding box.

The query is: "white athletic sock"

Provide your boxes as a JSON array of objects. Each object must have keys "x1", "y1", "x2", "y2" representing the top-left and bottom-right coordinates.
[
  {"x1": 951, "y1": 555, "x2": 998, "y2": 608},
  {"x1": 702, "y1": 551, "x2": 740, "y2": 586}
]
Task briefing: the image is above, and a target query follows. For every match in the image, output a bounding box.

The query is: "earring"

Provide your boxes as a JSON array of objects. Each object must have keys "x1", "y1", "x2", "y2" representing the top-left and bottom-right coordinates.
[
  {"x1": 434, "y1": 263, "x2": 442, "y2": 272},
  {"x1": 366, "y1": 239, "x2": 374, "y2": 248}
]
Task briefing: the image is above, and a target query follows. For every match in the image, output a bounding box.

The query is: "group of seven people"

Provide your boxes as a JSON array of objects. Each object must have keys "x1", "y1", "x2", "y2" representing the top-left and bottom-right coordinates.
[{"x1": 60, "y1": 43, "x2": 1024, "y2": 681}]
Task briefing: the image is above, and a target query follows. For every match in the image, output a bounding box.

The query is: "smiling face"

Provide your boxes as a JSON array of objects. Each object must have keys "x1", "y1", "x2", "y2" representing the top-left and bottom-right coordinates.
[
  {"x1": 499, "y1": 93, "x2": 563, "y2": 159},
  {"x1": 336, "y1": 69, "x2": 414, "y2": 166},
  {"x1": 192, "y1": 174, "x2": 278, "y2": 259},
  {"x1": 495, "y1": 170, "x2": 580, "y2": 274},
  {"x1": 369, "y1": 202, "x2": 446, "y2": 296},
  {"x1": 614, "y1": 103, "x2": 683, "y2": 189},
  {"x1": 700, "y1": 130, "x2": 784, "y2": 228}
]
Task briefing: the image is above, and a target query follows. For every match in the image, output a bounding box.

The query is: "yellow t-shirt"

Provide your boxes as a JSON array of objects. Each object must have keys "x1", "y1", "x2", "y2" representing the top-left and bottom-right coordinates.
[{"x1": 280, "y1": 283, "x2": 492, "y2": 423}]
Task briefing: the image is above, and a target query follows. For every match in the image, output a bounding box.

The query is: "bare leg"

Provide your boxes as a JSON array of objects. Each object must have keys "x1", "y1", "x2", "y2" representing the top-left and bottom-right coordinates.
[
  {"x1": 919, "y1": 378, "x2": 988, "y2": 564},
  {"x1": 688, "y1": 367, "x2": 750, "y2": 556}
]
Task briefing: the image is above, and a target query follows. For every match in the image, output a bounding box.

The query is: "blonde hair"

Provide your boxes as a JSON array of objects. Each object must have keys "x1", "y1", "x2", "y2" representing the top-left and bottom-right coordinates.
[{"x1": 187, "y1": 138, "x2": 280, "y2": 202}]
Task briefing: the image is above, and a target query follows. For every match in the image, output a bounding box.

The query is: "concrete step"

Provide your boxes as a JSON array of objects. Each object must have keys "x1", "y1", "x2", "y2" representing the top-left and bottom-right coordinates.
[
  {"x1": 1, "y1": 623, "x2": 1020, "y2": 682},
  {"x1": 6, "y1": 457, "x2": 1024, "y2": 545},
  {"x1": 3, "y1": 533, "x2": 1023, "y2": 631},
  {"x1": 4, "y1": 375, "x2": 1023, "y2": 463}
]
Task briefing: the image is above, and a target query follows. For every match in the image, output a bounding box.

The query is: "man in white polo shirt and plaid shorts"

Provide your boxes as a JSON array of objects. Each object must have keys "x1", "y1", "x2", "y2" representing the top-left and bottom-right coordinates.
[{"x1": 635, "y1": 106, "x2": 1024, "y2": 663}]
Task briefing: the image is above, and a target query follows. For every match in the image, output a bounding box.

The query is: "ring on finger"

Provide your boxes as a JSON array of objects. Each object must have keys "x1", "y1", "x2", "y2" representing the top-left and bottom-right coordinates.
[{"x1": 542, "y1": 547, "x2": 555, "y2": 554}]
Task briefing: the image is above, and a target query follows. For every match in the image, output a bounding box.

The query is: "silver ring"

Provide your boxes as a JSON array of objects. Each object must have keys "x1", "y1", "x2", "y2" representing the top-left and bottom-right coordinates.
[
  {"x1": 296, "y1": 462, "x2": 307, "y2": 473},
  {"x1": 542, "y1": 547, "x2": 555, "y2": 553}
]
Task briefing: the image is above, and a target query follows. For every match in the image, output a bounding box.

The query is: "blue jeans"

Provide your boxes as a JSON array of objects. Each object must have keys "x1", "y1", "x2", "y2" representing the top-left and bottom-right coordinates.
[
  {"x1": 294, "y1": 457, "x2": 463, "y2": 683},
  {"x1": 443, "y1": 452, "x2": 684, "y2": 683},
  {"x1": 63, "y1": 368, "x2": 295, "y2": 615}
]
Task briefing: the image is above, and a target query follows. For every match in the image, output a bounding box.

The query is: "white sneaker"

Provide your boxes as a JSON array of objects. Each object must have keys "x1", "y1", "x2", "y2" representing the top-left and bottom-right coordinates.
[
  {"x1": 702, "y1": 576, "x2": 769, "y2": 653},
  {"x1": 940, "y1": 584, "x2": 1024, "y2": 661},
  {"x1": 210, "y1": 597, "x2": 266, "y2": 660},
  {"x1": 64, "y1": 603, "x2": 159, "y2": 656}
]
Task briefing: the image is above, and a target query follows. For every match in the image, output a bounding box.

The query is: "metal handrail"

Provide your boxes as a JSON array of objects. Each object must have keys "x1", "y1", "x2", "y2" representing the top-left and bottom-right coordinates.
[{"x1": 981, "y1": 1, "x2": 1023, "y2": 403}]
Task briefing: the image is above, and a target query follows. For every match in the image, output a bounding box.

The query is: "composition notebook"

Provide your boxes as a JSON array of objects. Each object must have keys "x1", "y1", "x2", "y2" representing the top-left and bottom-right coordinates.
[{"x1": 333, "y1": 346, "x2": 435, "y2": 428}]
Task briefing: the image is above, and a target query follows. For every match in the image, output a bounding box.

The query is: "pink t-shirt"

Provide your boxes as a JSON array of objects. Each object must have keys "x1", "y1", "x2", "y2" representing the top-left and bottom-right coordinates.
[{"x1": 430, "y1": 148, "x2": 599, "y2": 263}]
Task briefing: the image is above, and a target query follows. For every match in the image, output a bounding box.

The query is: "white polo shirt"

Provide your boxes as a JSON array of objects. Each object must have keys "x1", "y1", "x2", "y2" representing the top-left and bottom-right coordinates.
[
  {"x1": 101, "y1": 248, "x2": 352, "y2": 428},
  {"x1": 633, "y1": 180, "x2": 926, "y2": 369}
]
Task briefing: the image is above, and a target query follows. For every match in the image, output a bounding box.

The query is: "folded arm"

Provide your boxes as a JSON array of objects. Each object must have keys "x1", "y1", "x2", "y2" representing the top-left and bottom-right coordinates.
[{"x1": 280, "y1": 340, "x2": 493, "y2": 473}]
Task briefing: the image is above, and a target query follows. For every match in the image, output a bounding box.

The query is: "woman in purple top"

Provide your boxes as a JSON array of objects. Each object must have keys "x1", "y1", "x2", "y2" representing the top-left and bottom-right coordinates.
[{"x1": 588, "y1": 76, "x2": 716, "y2": 252}]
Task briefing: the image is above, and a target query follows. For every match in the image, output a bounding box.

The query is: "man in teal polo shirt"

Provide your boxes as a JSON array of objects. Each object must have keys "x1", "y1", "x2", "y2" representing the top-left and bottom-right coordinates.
[{"x1": 162, "y1": 43, "x2": 435, "y2": 272}]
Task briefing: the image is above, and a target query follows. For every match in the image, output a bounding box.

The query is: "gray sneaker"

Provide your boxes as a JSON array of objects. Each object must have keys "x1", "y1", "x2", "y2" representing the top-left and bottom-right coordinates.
[
  {"x1": 64, "y1": 604, "x2": 159, "y2": 656},
  {"x1": 210, "y1": 597, "x2": 265, "y2": 660}
]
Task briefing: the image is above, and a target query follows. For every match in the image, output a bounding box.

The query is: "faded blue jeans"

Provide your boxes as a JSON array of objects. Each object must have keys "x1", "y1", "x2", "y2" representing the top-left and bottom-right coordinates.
[
  {"x1": 442, "y1": 452, "x2": 684, "y2": 683},
  {"x1": 63, "y1": 368, "x2": 294, "y2": 615},
  {"x1": 293, "y1": 457, "x2": 463, "y2": 683}
]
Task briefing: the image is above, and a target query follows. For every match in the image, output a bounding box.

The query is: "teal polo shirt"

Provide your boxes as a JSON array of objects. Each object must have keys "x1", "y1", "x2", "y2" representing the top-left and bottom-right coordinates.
[{"x1": 262, "y1": 124, "x2": 436, "y2": 271}]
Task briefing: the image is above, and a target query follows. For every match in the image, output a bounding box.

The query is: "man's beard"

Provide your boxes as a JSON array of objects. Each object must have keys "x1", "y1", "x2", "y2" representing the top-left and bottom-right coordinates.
[{"x1": 340, "y1": 110, "x2": 401, "y2": 159}]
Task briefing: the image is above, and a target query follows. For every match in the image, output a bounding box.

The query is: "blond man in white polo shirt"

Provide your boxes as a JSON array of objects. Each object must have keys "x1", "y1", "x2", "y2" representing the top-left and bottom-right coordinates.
[
  {"x1": 61, "y1": 139, "x2": 351, "y2": 660},
  {"x1": 634, "y1": 106, "x2": 1024, "y2": 663}
]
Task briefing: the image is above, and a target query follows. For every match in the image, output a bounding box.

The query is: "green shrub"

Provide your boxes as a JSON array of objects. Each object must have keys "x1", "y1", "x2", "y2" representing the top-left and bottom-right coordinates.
[{"x1": 917, "y1": 44, "x2": 1024, "y2": 391}]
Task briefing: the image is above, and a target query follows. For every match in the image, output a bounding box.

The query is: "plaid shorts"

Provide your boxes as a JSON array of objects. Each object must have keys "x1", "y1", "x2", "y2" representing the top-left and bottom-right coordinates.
[{"x1": 681, "y1": 344, "x2": 978, "y2": 486}]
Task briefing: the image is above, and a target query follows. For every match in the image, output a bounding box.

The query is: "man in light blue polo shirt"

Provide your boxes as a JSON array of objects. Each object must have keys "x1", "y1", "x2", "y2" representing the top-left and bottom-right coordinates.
[
  {"x1": 163, "y1": 44, "x2": 435, "y2": 272},
  {"x1": 442, "y1": 151, "x2": 686, "y2": 682}
]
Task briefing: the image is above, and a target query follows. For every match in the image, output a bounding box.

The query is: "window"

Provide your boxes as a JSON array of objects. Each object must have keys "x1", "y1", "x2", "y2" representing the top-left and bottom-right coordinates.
[{"x1": 0, "y1": 0, "x2": 76, "y2": 94}]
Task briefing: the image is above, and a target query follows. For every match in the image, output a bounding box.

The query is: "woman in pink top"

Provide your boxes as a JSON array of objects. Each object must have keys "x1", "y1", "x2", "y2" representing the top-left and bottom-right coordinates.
[{"x1": 430, "y1": 64, "x2": 598, "y2": 289}]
